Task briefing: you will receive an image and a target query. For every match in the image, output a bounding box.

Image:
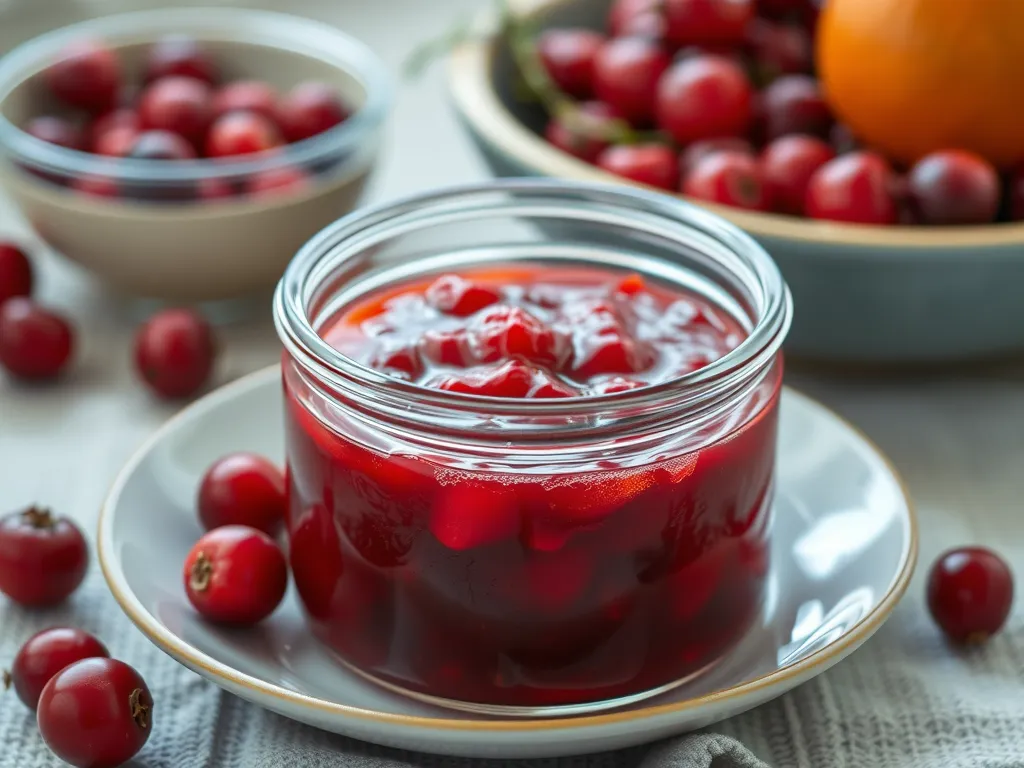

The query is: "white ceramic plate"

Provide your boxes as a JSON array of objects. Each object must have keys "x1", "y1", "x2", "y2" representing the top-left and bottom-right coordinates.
[{"x1": 98, "y1": 367, "x2": 917, "y2": 759}]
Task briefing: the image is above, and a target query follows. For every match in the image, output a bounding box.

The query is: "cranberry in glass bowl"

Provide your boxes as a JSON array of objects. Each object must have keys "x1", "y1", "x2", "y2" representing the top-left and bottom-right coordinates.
[{"x1": 273, "y1": 180, "x2": 792, "y2": 714}]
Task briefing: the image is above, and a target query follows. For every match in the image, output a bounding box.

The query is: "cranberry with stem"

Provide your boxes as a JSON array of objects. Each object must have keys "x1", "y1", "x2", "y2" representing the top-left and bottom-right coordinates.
[
  {"x1": 0, "y1": 298, "x2": 74, "y2": 380},
  {"x1": 761, "y1": 134, "x2": 835, "y2": 215},
  {"x1": 906, "y1": 150, "x2": 1000, "y2": 225},
  {"x1": 0, "y1": 507, "x2": 87, "y2": 607},
  {"x1": 46, "y1": 39, "x2": 121, "y2": 113},
  {"x1": 134, "y1": 308, "x2": 216, "y2": 399},
  {"x1": 211, "y1": 80, "x2": 280, "y2": 122},
  {"x1": 277, "y1": 82, "x2": 349, "y2": 143},
  {"x1": 198, "y1": 453, "x2": 287, "y2": 536},
  {"x1": 37, "y1": 658, "x2": 153, "y2": 768},
  {"x1": 663, "y1": 0, "x2": 755, "y2": 46},
  {"x1": 537, "y1": 28, "x2": 606, "y2": 98},
  {"x1": 138, "y1": 76, "x2": 214, "y2": 146},
  {"x1": 927, "y1": 546, "x2": 1013, "y2": 644},
  {"x1": 25, "y1": 117, "x2": 85, "y2": 150},
  {"x1": 656, "y1": 55, "x2": 753, "y2": 145},
  {"x1": 544, "y1": 101, "x2": 624, "y2": 163},
  {"x1": 596, "y1": 143, "x2": 679, "y2": 190},
  {"x1": 184, "y1": 525, "x2": 288, "y2": 625},
  {"x1": 593, "y1": 37, "x2": 671, "y2": 125},
  {"x1": 144, "y1": 34, "x2": 218, "y2": 85},
  {"x1": 6, "y1": 628, "x2": 109, "y2": 709},
  {"x1": 0, "y1": 243, "x2": 33, "y2": 304},
  {"x1": 206, "y1": 111, "x2": 283, "y2": 157},
  {"x1": 805, "y1": 151, "x2": 898, "y2": 225},
  {"x1": 682, "y1": 151, "x2": 770, "y2": 211}
]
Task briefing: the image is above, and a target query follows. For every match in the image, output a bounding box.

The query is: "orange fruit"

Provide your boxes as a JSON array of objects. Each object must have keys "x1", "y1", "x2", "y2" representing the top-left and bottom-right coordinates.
[{"x1": 817, "y1": 0, "x2": 1024, "y2": 167}]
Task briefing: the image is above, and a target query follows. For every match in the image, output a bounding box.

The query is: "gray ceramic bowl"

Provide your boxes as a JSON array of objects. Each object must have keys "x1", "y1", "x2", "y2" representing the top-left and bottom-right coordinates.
[{"x1": 448, "y1": 0, "x2": 1024, "y2": 364}]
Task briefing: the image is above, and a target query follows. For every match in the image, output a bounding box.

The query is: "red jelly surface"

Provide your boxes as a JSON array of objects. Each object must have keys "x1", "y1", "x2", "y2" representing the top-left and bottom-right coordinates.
[{"x1": 284, "y1": 268, "x2": 779, "y2": 707}]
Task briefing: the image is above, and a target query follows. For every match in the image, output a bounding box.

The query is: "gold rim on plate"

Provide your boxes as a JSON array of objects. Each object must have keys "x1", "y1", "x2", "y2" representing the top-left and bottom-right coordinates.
[{"x1": 98, "y1": 365, "x2": 918, "y2": 733}]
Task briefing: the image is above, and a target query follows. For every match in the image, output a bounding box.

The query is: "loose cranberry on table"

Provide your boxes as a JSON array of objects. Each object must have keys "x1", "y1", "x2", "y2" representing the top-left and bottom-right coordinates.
[
  {"x1": 663, "y1": 0, "x2": 754, "y2": 46},
  {"x1": 198, "y1": 453, "x2": 286, "y2": 536},
  {"x1": 211, "y1": 80, "x2": 280, "y2": 121},
  {"x1": 679, "y1": 137, "x2": 754, "y2": 177},
  {"x1": 46, "y1": 39, "x2": 120, "y2": 113},
  {"x1": 597, "y1": 143, "x2": 679, "y2": 190},
  {"x1": 128, "y1": 129, "x2": 198, "y2": 161},
  {"x1": 37, "y1": 658, "x2": 152, "y2": 768},
  {"x1": 134, "y1": 308, "x2": 216, "y2": 399},
  {"x1": 544, "y1": 101, "x2": 623, "y2": 163},
  {"x1": 656, "y1": 55, "x2": 753, "y2": 145},
  {"x1": 6, "y1": 628, "x2": 109, "y2": 709},
  {"x1": 0, "y1": 298, "x2": 74, "y2": 380},
  {"x1": 538, "y1": 28, "x2": 606, "y2": 98},
  {"x1": 906, "y1": 150, "x2": 1000, "y2": 226},
  {"x1": 277, "y1": 81, "x2": 349, "y2": 143},
  {"x1": 759, "y1": 74, "x2": 832, "y2": 141},
  {"x1": 592, "y1": 37, "x2": 671, "y2": 124},
  {"x1": 248, "y1": 166, "x2": 310, "y2": 198},
  {"x1": 761, "y1": 134, "x2": 835, "y2": 215},
  {"x1": 206, "y1": 111, "x2": 283, "y2": 157},
  {"x1": 184, "y1": 525, "x2": 288, "y2": 625},
  {"x1": 805, "y1": 151, "x2": 898, "y2": 225},
  {"x1": 683, "y1": 151, "x2": 769, "y2": 211},
  {"x1": 0, "y1": 507, "x2": 87, "y2": 607},
  {"x1": 0, "y1": 242, "x2": 33, "y2": 304},
  {"x1": 138, "y1": 75, "x2": 214, "y2": 146},
  {"x1": 927, "y1": 546, "x2": 1014, "y2": 644},
  {"x1": 144, "y1": 34, "x2": 219, "y2": 85},
  {"x1": 25, "y1": 116, "x2": 85, "y2": 150}
]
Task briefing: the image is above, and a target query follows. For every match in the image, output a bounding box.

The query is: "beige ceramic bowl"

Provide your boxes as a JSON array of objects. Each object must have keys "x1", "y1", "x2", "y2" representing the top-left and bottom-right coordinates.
[{"x1": 0, "y1": 8, "x2": 391, "y2": 302}]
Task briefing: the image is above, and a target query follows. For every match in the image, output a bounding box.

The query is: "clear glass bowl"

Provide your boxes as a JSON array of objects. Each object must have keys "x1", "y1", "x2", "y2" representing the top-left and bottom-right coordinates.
[{"x1": 275, "y1": 180, "x2": 793, "y2": 716}]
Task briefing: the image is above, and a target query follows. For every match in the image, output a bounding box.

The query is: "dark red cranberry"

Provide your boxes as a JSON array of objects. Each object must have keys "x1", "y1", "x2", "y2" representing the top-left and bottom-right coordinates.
[
  {"x1": 93, "y1": 126, "x2": 139, "y2": 157},
  {"x1": 25, "y1": 117, "x2": 84, "y2": 150},
  {"x1": 1008, "y1": 166, "x2": 1024, "y2": 221},
  {"x1": 184, "y1": 525, "x2": 288, "y2": 625},
  {"x1": 745, "y1": 18, "x2": 812, "y2": 80},
  {"x1": 683, "y1": 151, "x2": 769, "y2": 211},
  {"x1": 128, "y1": 130, "x2": 197, "y2": 161},
  {"x1": 544, "y1": 101, "x2": 623, "y2": 163},
  {"x1": 0, "y1": 298, "x2": 74, "y2": 380},
  {"x1": 37, "y1": 658, "x2": 152, "y2": 768},
  {"x1": 247, "y1": 166, "x2": 310, "y2": 198},
  {"x1": 46, "y1": 40, "x2": 121, "y2": 113},
  {"x1": 198, "y1": 453, "x2": 286, "y2": 536},
  {"x1": 134, "y1": 308, "x2": 216, "y2": 399},
  {"x1": 205, "y1": 111, "x2": 283, "y2": 157},
  {"x1": 656, "y1": 55, "x2": 753, "y2": 144},
  {"x1": 538, "y1": 29, "x2": 606, "y2": 98},
  {"x1": 0, "y1": 507, "x2": 87, "y2": 607},
  {"x1": 608, "y1": 0, "x2": 660, "y2": 35},
  {"x1": 679, "y1": 137, "x2": 754, "y2": 177},
  {"x1": 760, "y1": 74, "x2": 832, "y2": 140},
  {"x1": 906, "y1": 150, "x2": 1000, "y2": 226},
  {"x1": 277, "y1": 82, "x2": 349, "y2": 143},
  {"x1": 0, "y1": 243, "x2": 33, "y2": 304},
  {"x1": 829, "y1": 122, "x2": 860, "y2": 155},
  {"x1": 596, "y1": 143, "x2": 679, "y2": 190},
  {"x1": 756, "y1": 0, "x2": 809, "y2": 16},
  {"x1": 211, "y1": 80, "x2": 279, "y2": 121},
  {"x1": 805, "y1": 151, "x2": 898, "y2": 225},
  {"x1": 144, "y1": 35, "x2": 218, "y2": 85},
  {"x1": 927, "y1": 547, "x2": 1014, "y2": 644},
  {"x1": 72, "y1": 175, "x2": 119, "y2": 199},
  {"x1": 663, "y1": 0, "x2": 754, "y2": 45},
  {"x1": 761, "y1": 134, "x2": 835, "y2": 215},
  {"x1": 592, "y1": 37, "x2": 671, "y2": 124},
  {"x1": 138, "y1": 76, "x2": 213, "y2": 146},
  {"x1": 7, "y1": 628, "x2": 109, "y2": 709}
]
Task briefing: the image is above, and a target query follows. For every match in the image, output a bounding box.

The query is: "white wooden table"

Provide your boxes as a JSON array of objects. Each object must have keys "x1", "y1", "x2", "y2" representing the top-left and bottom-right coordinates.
[{"x1": 1, "y1": 1, "x2": 1021, "y2": 764}]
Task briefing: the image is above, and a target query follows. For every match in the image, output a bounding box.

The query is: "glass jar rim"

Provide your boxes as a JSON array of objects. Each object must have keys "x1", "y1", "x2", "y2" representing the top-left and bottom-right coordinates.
[
  {"x1": 0, "y1": 7, "x2": 392, "y2": 182},
  {"x1": 274, "y1": 179, "x2": 792, "y2": 420}
]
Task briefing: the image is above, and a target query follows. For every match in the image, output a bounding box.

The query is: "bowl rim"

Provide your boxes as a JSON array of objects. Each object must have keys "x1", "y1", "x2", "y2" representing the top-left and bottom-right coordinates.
[
  {"x1": 0, "y1": 7, "x2": 393, "y2": 183},
  {"x1": 447, "y1": 0, "x2": 1024, "y2": 251}
]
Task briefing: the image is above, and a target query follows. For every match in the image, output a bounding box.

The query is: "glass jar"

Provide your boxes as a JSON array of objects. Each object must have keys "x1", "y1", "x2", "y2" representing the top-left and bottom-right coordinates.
[{"x1": 274, "y1": 180, "x2": 792, "y2": 715}]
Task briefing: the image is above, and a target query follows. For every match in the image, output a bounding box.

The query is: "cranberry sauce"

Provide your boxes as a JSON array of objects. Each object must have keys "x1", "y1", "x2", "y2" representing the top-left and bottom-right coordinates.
[{"x1": 284, "y1": 266, "x2": 779, "y2": 708}]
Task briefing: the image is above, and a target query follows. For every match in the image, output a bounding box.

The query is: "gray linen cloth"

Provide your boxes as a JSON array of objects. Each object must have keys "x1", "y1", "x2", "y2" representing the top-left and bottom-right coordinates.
[{"x1": 2, "y1": 568, "x2": 1021, "y2": 767}]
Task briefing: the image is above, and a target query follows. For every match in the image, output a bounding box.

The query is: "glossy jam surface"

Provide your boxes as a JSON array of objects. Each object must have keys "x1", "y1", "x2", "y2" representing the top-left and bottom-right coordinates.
[
  {"x1": 324, "y1": 270, "x2": 744, "y2": 397},
  {"x1": 284, "y1": 267, "x2": 779, "y2": 708}
]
